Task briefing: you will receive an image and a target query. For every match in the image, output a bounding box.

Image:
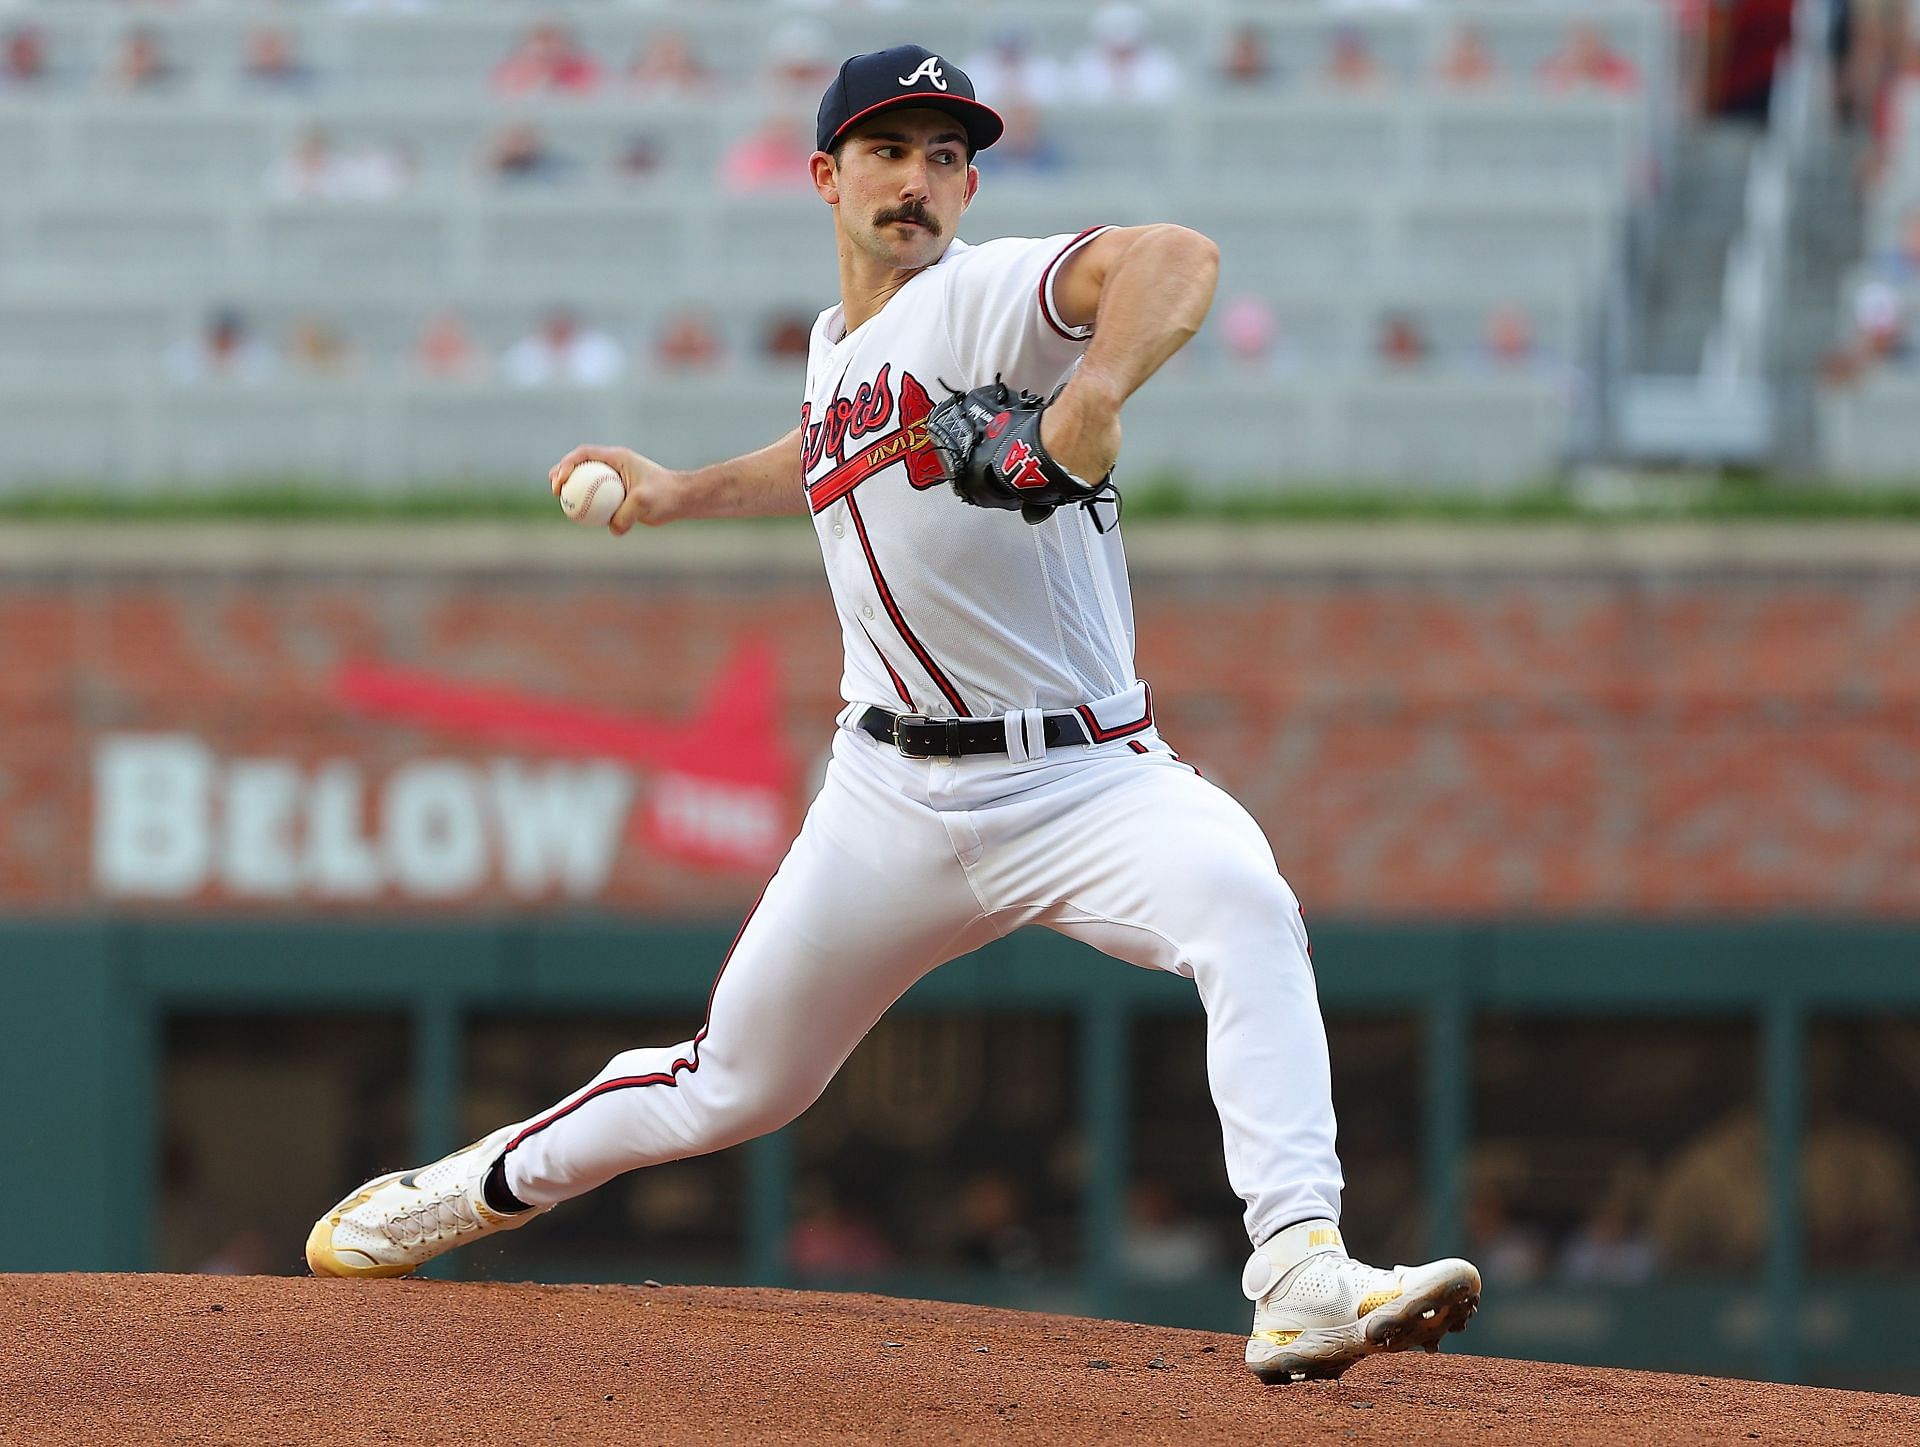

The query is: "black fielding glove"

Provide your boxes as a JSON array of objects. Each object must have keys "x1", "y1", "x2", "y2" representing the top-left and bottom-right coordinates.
[{"x1": 925, "y1": 380, "x2": 1118, "y2": 526}]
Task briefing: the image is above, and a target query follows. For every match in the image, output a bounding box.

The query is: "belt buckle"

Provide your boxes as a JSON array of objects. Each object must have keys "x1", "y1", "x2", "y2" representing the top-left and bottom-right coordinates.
[{"x1": 891, "y1": 713, "x2": 933, "y2": 758}]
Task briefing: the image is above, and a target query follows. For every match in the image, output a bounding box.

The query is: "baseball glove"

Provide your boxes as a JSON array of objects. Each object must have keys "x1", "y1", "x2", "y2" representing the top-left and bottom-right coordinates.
[{"x1": 924, "y1": 380, "x2": 1119, "y2": 527}]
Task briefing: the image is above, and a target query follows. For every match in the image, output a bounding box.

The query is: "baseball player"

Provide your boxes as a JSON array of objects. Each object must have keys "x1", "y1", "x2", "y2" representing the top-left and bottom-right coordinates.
[{"x1": 306, "y1": 44, "x2": 1481, "y2": 1383}]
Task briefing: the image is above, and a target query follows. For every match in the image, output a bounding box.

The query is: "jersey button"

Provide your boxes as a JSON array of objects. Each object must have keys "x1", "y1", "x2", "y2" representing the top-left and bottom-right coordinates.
[
  {"x1": 831, "y1": 524, "x2": 845, "y2": 538},
  {"x1": 862, "y1": 606, "x2": 875, "y2": 620}
]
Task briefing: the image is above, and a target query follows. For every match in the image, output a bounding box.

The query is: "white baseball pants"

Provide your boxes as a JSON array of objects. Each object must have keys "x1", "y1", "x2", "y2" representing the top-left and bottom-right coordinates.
[{"x1": 499, "y1": 720, "x2": 1344, "y2": 1246}]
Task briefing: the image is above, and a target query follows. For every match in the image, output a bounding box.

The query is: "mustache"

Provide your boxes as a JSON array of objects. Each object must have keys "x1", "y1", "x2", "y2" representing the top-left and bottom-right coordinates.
[{"x1": 875, "y1": 204, "x2": 940, "y2": 236}]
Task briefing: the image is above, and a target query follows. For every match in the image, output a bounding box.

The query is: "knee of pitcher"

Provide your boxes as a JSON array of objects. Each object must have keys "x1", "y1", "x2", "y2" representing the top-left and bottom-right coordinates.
[{"x1": 690, "y1": 1086, "x2": 808, "y2": 1151}]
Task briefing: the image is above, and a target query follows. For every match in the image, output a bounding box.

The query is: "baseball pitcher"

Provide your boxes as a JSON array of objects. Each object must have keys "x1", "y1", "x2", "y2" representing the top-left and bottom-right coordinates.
[{"x1": 306, "y1": 44, "x2": 1481, "y2": 1383}]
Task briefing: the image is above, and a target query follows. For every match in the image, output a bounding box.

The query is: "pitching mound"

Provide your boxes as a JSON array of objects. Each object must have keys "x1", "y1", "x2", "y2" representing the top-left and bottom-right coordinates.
[{"x1": 2, "y1": 1274, "x2": 1913, "y2": 1444}]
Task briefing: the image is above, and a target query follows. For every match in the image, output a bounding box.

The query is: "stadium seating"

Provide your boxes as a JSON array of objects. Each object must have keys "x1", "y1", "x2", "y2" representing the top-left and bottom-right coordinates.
[{"x1": 0, "y1": 0, "x2": 1672, "y2": 491}]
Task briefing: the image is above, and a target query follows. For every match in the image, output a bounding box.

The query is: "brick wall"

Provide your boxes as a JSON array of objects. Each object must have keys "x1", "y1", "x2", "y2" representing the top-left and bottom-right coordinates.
[{"x1": 3, "y1": 528, "x2": 1915, "y2": 917}]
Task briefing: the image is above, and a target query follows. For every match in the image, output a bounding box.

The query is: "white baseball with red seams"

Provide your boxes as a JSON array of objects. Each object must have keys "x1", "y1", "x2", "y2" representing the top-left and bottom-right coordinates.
[
  {"x1": 494, "y1": 227, "x2": 1346, "y2": 1251},
  {"x1": 559, "y1": 460, "x2": 624, "y2": 526}
]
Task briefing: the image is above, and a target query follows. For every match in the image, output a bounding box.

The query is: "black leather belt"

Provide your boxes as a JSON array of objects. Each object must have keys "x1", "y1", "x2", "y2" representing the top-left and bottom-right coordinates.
[{"x1": 857, "y1": 705, "x2": 1091, "y2": 759}]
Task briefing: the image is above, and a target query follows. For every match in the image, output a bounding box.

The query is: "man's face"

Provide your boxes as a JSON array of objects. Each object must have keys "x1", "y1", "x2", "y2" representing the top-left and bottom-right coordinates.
[{"x1": 813, "y1": 108, "x2": 977, "y2": 272}]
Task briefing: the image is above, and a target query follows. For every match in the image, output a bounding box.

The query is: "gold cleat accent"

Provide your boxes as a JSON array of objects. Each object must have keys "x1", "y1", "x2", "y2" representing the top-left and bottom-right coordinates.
[
  {"x1": 1253, "y1": 1330, "x2": 1303, "y2": 1348},
  {"x1": 1357, "y1": 1285, "x2": 1405, "y2": 1317}
]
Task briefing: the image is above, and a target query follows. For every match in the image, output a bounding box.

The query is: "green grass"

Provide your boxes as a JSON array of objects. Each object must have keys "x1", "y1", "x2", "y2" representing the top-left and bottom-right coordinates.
[
  {"x1": 6, "y1": 475, "x2": 1920, "y2": 524},
  {"x1": 1117, "y1": 473, "x2": 1920, "y2": 522},
  {"x1": 0, "y1": 484, "x2": 556, "y2": 522}
]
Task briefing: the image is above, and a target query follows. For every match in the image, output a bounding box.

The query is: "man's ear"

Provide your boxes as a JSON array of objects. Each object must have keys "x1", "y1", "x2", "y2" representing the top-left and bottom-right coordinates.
[
  {"x1": 962, "y1": 163, "x2": 978, "y2": 211},
  {"x1": 810, "y1": 150, "x2": 839, "y2": 205}
]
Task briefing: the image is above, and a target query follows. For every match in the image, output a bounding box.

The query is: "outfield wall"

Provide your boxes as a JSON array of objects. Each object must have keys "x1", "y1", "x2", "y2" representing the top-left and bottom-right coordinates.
[{"x1": 3, "y1": 521, "x2": 1918, "y2": 918}]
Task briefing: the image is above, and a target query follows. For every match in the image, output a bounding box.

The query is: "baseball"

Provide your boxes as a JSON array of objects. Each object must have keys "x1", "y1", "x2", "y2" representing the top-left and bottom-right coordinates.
[{"x1": 559, "y1": 460, "x2": 625, "y2": 526}]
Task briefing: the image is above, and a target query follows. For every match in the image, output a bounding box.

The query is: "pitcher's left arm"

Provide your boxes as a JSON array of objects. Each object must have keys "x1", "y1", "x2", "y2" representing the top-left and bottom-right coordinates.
[{"x1": 1039, "y1": 225, "x2": 1220, "y2": 484}]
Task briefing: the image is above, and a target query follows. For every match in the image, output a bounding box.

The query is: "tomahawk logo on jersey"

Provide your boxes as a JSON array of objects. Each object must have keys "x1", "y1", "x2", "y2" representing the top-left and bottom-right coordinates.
[{"x1": 800, "y1": 367, "x2": 945, "y2": 513}]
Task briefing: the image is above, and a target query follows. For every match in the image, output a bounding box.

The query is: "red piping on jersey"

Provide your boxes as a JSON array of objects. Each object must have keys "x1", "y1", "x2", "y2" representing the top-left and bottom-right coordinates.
[
  {"x1": 1039, "y1": 226, "x2": 1112, "y2": 342},
  {"x1": 501, "y1": 881, "x2": 770, "y2": 1157},
  {"x1": 1076, "y1": 682, "x2": 1153, "y2": 743},
  {"x1": 846, "y1": 494, "x2": 969, "y2": 717},
  {"x1": 1127, "y1": 740, "x2": 1149, "y2": 754},
  {"x1": 860, "y1": 620, "x2": 917, "y2": 709}
]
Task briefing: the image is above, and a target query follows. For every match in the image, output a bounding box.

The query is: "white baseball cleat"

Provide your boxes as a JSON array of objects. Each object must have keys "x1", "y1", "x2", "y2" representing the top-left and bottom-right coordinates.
[
  {"x1": 1242, "y1": 1219, "x2": 1481, "y2": 1383},
  {"x1": 305, "y1": 1126, "x2": 544, "y2": 1279}
]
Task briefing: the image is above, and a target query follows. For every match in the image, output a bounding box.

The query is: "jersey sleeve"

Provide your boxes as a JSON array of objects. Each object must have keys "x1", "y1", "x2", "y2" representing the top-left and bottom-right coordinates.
[{"x1": 942, "y1": 227, "x2": 1113, "y2": 397}]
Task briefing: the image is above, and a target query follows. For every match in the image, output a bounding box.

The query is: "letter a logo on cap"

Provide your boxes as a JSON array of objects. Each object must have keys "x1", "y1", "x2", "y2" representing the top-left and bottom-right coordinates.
[{"x1": 898, "y1": 57, "x2": 948, "y2": 91}]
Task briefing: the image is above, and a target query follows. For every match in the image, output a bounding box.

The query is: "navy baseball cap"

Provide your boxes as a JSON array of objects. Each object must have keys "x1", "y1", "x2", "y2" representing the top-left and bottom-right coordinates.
[{"x1": 816, "y1": 45, "x2": 1004, "y2": 156}]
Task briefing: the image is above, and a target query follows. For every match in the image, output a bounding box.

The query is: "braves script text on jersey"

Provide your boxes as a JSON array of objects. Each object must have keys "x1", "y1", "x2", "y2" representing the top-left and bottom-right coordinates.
[{"x1": 492, "y1": 228, "x2": 1346, "y2": 1249}]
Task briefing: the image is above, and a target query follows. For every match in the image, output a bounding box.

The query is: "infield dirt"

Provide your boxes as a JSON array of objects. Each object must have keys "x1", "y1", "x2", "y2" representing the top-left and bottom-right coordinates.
[{"x1": 1, "y1": 1274, "x2": 1913, "y2": 1444}]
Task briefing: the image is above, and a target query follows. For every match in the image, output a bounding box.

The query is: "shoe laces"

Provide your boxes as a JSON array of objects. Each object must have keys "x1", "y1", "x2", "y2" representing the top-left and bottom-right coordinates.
[{"x1": 384, "y1": 1188, "x2": 482, "y2": 1248}]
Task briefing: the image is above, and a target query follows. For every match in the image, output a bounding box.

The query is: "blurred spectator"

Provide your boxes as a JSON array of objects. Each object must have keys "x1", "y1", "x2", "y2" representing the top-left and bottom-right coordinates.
[
  {"x1": 483, "y1": 124, "x2": 572, "y2": 185},
  {"x1": 1825, "y1": 277, "x2": 1913, "y2": 383},
  {"x1": 787, "y1": 1181, "x2": 895, "y2": 1279},
  {"x1": 166, "y1": 308, "x2": 276, "y2": 385},
  {"x1": 492, "y1": 22, "x2": 602, "y2": 98},
  {"x1": 1862, "y1": 40, "x2": 1920, "y2": 189},
  {"x1": 761, "y1": 312, "x2": 814, "y2": 363},
  {"x1": 241, "y1": 26, "x2": 316, "y2": 92},
  {"x1": 1376, "y1": 311, "x2": 1430, "y2": 369},
  {"x1": 721, "y1": 116, "x2": 815, "y2": 195},
  {"x1": 1220, "y1": 295, "x2": 1274, "y2": 365},
  {"x1": 502, "y1": 309, "x2": 627, "y2": 388},
  {"x1": 949, "y1": 1170, "x2": 1042, "y2": 1275},
  {"x1": 1326, "y1": 26, "x2": 1384, "y2": 91},
  {"x1": 1465, "y1": 1175, "x2": 1549, "y2": 1286},
  {"x1": 1218, "y1": 294, "x2": 1302, "y2": 375},
  {"x1": 1871, "y1": 206, "x2": 1920, "y2": 281},
  {"x1": 1856, "y1": 276, "x2": 1911, "y2": 363},
  {"x1": 656, "y1": 311, "x2": 724, "y2": 372},
  {"x1": 1557, "y1": 1166, "x2": 1657, "y2": 1285},
  {"x1": 284, "y1": 318, "x2": 355, "y2": 377},
  {"x1": 613, "y1": 133, "x2": 664, "y2": 183},
  {"x1": 104, "y1": 28, "x2": 180, "y2": 93},
  {"x1": 962, "y1": 28, "x2": 1063, "y2": 107},
  {"x1": 1840, "y1": 0, "x2": 1904, "y2": 132},
  {"x1": 630, "y1": 29, "x2": 708, "y2": 94},
  {"x1": 267, "y1": 129, "x2": 412, "y2": 202},
  {"x1": 1477, "y1": 303, "x2": 1539, "y2": 370},
  {"x1": 1220, "y1": 25, "x2": 1274, "y2": 88},
  {"x1": 2, "y1": 26, "x2": 49, "y2": 89},
  {"x1": 414, "y1": 311, "x2": 485, "y2": 380},
  {"x1": 1652, "y1": 1107, "x2": 1919, "y2": 1271},
  {"x1": 991, "y1": 103, "x2": 1064, "y2": 175},
  {"x1": 766, "y1": 22, "x2": 834, "y2": 96},
  {"x1": 1538, "y1": 23, "x2": 1642, "y2": 95},
  {"x1": 1120, "y1": 1180, "x2": 1221, "y2": 1282},
  {"x1": 1702, "y1": 0, "x2": 1794, "y2": 120},
  {"x1": 1065, "y1": 4, "x2": 1181, "y2": 104},
  {"x1": 1437, "y1": 26, "x2": 1501, "y2": 90},
  {"x1": 346, "y1": 141, "x2": 414, "y2": 200},
  {"x1": 266, "y1": 129, "x2": 346, "y2": 201}
]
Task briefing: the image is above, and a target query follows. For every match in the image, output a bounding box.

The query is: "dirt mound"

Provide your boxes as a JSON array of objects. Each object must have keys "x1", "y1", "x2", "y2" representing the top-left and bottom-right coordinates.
[{"x1": 1, "y1": 1274, "x2": 1911, "y2": 1444}]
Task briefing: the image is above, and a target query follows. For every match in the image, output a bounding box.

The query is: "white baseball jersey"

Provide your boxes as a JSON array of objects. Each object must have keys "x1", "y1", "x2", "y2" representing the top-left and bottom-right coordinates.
[{"x1": 801, "y1": 227, "x2": 1139, "y2": 720}]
